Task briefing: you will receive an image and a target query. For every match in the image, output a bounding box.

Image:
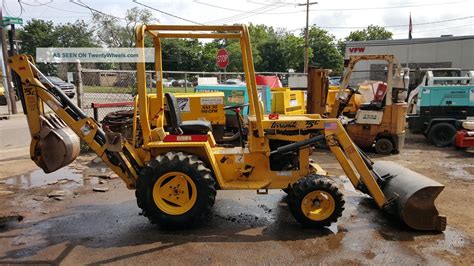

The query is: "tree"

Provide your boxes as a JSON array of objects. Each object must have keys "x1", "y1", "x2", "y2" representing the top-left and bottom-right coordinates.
[
  {"x1": 281, "y1": 33, "x2": 305, "y2": 72},
  {"x1": 161, "y1": 39, "x2": 205, "y2": 72},
  {"x1": 18, "y1": 19, "x2": 56, "y2": 56},
  {"x1": 338, "y1": 25, "x2": 393, "y2": 56},
  {"x1": 347, "y1": 25, "x2": 393, "y2": 41},
  {"x1": 18, "y1": 19, "x2": 96, "y2": 74},
  {"x1": 257, "y1": 37, "x2": 286, "y2": 72},
  {"x1": 307, "y1": 27, "x2": 343, "y2": 72},
  {"x1": 93, "y1": 7, "x2": 155, "y2": 47},
  {"x1": 54, "y1": 21, "x2": 96, "y2": 47}
]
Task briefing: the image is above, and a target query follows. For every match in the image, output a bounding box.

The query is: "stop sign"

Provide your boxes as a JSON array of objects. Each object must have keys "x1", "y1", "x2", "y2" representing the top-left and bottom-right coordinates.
[{"x1": 216, "y1": 48, "x2": 229, "y2": 69}]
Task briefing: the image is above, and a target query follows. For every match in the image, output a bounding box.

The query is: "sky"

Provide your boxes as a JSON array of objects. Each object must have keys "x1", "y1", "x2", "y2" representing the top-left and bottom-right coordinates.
[{"x1": 2, "y1": 0, "x2": 474, "y2": 40}]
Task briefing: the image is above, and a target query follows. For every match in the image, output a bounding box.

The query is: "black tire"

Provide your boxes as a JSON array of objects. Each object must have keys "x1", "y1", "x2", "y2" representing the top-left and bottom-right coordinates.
[
  {"x1": 374, "y1": 138, "x2": 394, "y2": 155},
  {"x1": 288, "y1": 175, "x2": 344, "y2": 228},
  {"x1": 428, "y1": 122, "x2": 457, "y2": 147},
  {"x1": 136, "y1": 152, "x2": 216, "y2": 228}
]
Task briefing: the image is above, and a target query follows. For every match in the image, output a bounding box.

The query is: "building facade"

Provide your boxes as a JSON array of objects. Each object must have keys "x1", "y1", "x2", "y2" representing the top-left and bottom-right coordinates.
[{"x1": 344, "y1": 35, "x2": 474, "y2": 85}]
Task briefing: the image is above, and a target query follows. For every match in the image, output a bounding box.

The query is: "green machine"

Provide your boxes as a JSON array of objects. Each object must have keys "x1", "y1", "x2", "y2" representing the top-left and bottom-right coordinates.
[{"x1": 407, "y1": 70, "x2": 474, "y2": 146}]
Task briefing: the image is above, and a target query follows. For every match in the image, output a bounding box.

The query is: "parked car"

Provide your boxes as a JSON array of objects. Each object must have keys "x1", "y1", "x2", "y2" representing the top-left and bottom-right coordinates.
[
  {"x1": 172, "y1": 79, "x2": 192, "y2": 87},
  {"x1": 329, "y1": 76, "x2": 341, "y2": 86},
  {"x1": 163, "y1": 78, "x2": 175, "y2": 87},
  {"x1": 225, "y1": 78, "x2": 244, "y2": 85},
  {"x1": 40, "y1": 76, "x2": 76, "y2": 98},
  {"x1": 151, "y1": 78, "x2": 176, "y2": 87}
]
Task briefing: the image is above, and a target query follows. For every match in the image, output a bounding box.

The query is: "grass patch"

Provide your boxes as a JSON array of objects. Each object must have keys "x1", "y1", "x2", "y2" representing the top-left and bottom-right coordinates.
[{"x1": 83, "y1": 86, "x2": 193, "y2": 94}]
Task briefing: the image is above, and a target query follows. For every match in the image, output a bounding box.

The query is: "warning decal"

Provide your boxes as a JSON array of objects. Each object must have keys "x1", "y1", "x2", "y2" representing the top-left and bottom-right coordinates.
[
  {"x1": 177, "y1": 98, "x2": 191, "y2": 112},
  {"x1": 201, "y1": 97, "x2": 223, "y2": 105}
]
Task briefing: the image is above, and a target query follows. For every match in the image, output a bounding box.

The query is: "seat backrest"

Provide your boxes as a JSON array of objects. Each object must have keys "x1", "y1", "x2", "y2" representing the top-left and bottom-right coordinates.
[
  {"x1": 373, "y1": 83, "x2": 388, "y2": 103},
  {"x1": 164, "y1": 93, "x2": 182, "y2": 130}
]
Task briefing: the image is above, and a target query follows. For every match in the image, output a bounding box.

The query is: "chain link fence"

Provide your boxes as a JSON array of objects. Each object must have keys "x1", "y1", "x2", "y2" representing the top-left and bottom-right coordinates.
[{"x1": 79, "y1": 69, "x2": 307, "y2": 122}]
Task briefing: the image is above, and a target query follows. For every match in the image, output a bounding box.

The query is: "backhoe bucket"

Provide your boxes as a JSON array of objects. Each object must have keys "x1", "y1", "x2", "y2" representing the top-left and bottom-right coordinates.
[
  {"x1": 373, "y1": 161, "x2": 446, "y2": 231},
  {"x1": 32, "y1": 114, "x2": 80, "y2": 173}
]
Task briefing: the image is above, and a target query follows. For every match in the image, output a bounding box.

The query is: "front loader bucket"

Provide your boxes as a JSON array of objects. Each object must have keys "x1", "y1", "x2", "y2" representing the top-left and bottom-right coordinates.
[
  {"x1": 32, "y1": 114, "x2": 80, "y2": 173},
  {"x1": 373, "y1": 161, "x2": 446, "y2": 231}
]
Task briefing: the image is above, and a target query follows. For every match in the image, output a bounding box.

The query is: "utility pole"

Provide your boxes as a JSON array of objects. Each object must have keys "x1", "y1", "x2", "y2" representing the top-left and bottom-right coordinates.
[
  {"x1": 7, "y1": 23, "x2": 18, "y2": 114},
  {"x1": 0, "y1": 8, "x2": 16, "y2": 114},
  {"x1": 297, "y1": 1, "x2": 317, "y2": 73}
]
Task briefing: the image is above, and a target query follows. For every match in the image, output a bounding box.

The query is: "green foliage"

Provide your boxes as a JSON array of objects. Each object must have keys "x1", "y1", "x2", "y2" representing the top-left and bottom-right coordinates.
[
  {"x1": 17, "y1": 18, "x2": 393, "y2": 74},
  {"x1": 93, "y1": 7, "x2": 155, "y2": 47},
  {"x1": 307, "y1": 27, "x2": 343, "y2": 72},
  {"x1": 339, "y1": 25, "x2": 393, "y2": 56},
  {"x1": 257, "y1": 37, "x2": 286, "y2": 72},
  {"x1": 347, "y1": 25, "x2": 393, "y2": 41},
  {"x1": 281, "y1": 33, "x2": 305, "y2": 72},
  {"x1": 18, "y1": 19, "x2": 55, "y2": 56},
  {"x1": 18, "y1": 19, "x2": 95, "y2": 74},
  {"x1": 161, "y1": 39, "x2": 206, "y2": 71}
]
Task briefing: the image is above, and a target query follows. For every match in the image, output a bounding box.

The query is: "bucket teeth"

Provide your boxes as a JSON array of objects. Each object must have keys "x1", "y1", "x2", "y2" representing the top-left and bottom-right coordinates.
[{"x1": 373, "y1": 161, "x2": 446, "y2": 231}]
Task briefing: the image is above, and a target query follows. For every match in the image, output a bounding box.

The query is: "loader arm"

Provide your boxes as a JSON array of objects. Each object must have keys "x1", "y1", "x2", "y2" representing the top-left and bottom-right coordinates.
[
  {"x1": 8, "y1": 54, "x2": 141, "y2": 189},
  {"x1": 324, "y1": 119, "x2": 446, "y2": 231}
]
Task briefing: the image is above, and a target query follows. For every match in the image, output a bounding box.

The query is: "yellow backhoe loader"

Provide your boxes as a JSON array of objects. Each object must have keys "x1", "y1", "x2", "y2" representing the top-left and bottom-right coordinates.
[{"x1": 9, "y1": 25, "x2": 445, "y2": 231}]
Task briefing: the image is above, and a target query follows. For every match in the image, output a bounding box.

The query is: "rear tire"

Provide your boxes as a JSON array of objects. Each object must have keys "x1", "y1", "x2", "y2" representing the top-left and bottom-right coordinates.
[
  {"x1": 288, "y1": 175, "x2": 344, "y2": 228},
  {"x1": 428, "y1": 123, "x2": 457, "y2": 147},
  {"x1": 136, "y1": 152, "x2": 216, "y2": 228},
  {"x1": 374, "y1": 138, "x2": 394, "y2": 155}
]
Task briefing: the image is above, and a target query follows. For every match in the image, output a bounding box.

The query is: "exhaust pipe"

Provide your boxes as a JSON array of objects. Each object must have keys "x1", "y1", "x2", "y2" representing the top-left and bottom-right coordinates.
[{"x1": 373, "y1": 161, "x2": 446, "y2": 231}]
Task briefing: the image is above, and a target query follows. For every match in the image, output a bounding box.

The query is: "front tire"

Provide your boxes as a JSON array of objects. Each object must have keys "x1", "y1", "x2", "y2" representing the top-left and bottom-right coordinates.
[
  {"x1": 288, "y1": 175, "x2": 344, "y2": 228},
  {"x1": 374, "y1": 138, "x2": 394, "y2": 154},
  {"x1": 428, "y1": 122, "x2": 457, "y2": 147},
  {"x1": 136, "y1": 152, "x2": 216, "y2": 228}
]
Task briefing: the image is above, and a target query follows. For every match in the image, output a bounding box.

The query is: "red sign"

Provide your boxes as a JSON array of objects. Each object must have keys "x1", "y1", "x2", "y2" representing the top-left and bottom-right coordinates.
[
  {"x1": 348, "y1": 47, "x2": 365, "y2": 53},
  {"x1": 216, "y1": 48, "x2": 229, "y2": 69}
]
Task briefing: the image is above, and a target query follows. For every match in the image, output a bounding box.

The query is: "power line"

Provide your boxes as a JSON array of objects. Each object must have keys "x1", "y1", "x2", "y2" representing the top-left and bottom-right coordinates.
[
  {"x1": 17, "y1": 0, "x2": 25, "y2": 16},
  {"x1": 22, "y1": 15, "x2": 91, "y2": 18},
  {"x1": 314, "y1": 15, "x2": 474, "y2": 30},
  {"x1": 299, "y1": 0, "x2": 467, "y2": 12},
  {"x1": 194, "y1": 0, "x2": 294, "y2": 14},
  {"x1": 205, "y1": 3, "x2": 286, "y2": 24},
  {"x1": 392, "y1": 23, "x2": 474, "y2": 36},
  {"x1": 45, "y1": 3, "x2": 91, "y2": 14},
  {"x1": 20, "y1": 0, "x2": 53, "y2": 7},
  {"x1": 132, "y1": 0, "x2": 204, "y2": 25},
  {"x1": 205, "y1": 4, "x2": 275, "y2": 24},
  {"x1": 282, "y1": 15, "x2": 474, "y2": 33},
  {"x1": 194, "y1": 0, "x2": 468, "y2": 15},
  {"x1": 70, "y1": 0, "x2": 125, "y2": 20}
]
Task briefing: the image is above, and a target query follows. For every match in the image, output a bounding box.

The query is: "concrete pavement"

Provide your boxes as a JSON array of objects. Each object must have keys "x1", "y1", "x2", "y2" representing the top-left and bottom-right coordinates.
[{"x1": 0, "y1": 115, "x2": 30, "y2": 151}]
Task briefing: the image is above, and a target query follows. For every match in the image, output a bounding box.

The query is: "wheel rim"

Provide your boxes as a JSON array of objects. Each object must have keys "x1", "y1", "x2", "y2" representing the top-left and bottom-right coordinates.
[
  {"x1": 376, "y1": 139, "x2": 392, "y2": 153},
  {"x1": 379, "y1": 142, "x2": 389, "y2": 151},
  {"x1": 301, "y1": 190, "x2": 336, "y2": 221},
  {"x1": 153, "y1": 172, "x2": 197, "y2": 215}
]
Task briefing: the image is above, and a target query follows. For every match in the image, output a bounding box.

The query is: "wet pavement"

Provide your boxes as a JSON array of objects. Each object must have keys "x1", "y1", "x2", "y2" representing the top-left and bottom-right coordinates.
[
  {"x1": 0, "y1": 174, "x2": 472, "y2": 264},
  {"x1": 0, "y1": 136, "x2": 473, "y2": 264}
]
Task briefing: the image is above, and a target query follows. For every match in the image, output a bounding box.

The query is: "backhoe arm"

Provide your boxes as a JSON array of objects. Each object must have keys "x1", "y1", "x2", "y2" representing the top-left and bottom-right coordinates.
[{"x1": 8, "y1": 54, "x2": 141, "y2": 188}]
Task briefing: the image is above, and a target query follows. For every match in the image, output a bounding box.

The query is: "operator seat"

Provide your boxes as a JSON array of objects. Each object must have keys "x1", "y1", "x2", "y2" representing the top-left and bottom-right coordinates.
[
  {"x1": 164, "y1": 93, "x2": 212, "y2": 135},
  {"x1": 359, "y1": 82, "x2": 387, "y2": 110}
]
